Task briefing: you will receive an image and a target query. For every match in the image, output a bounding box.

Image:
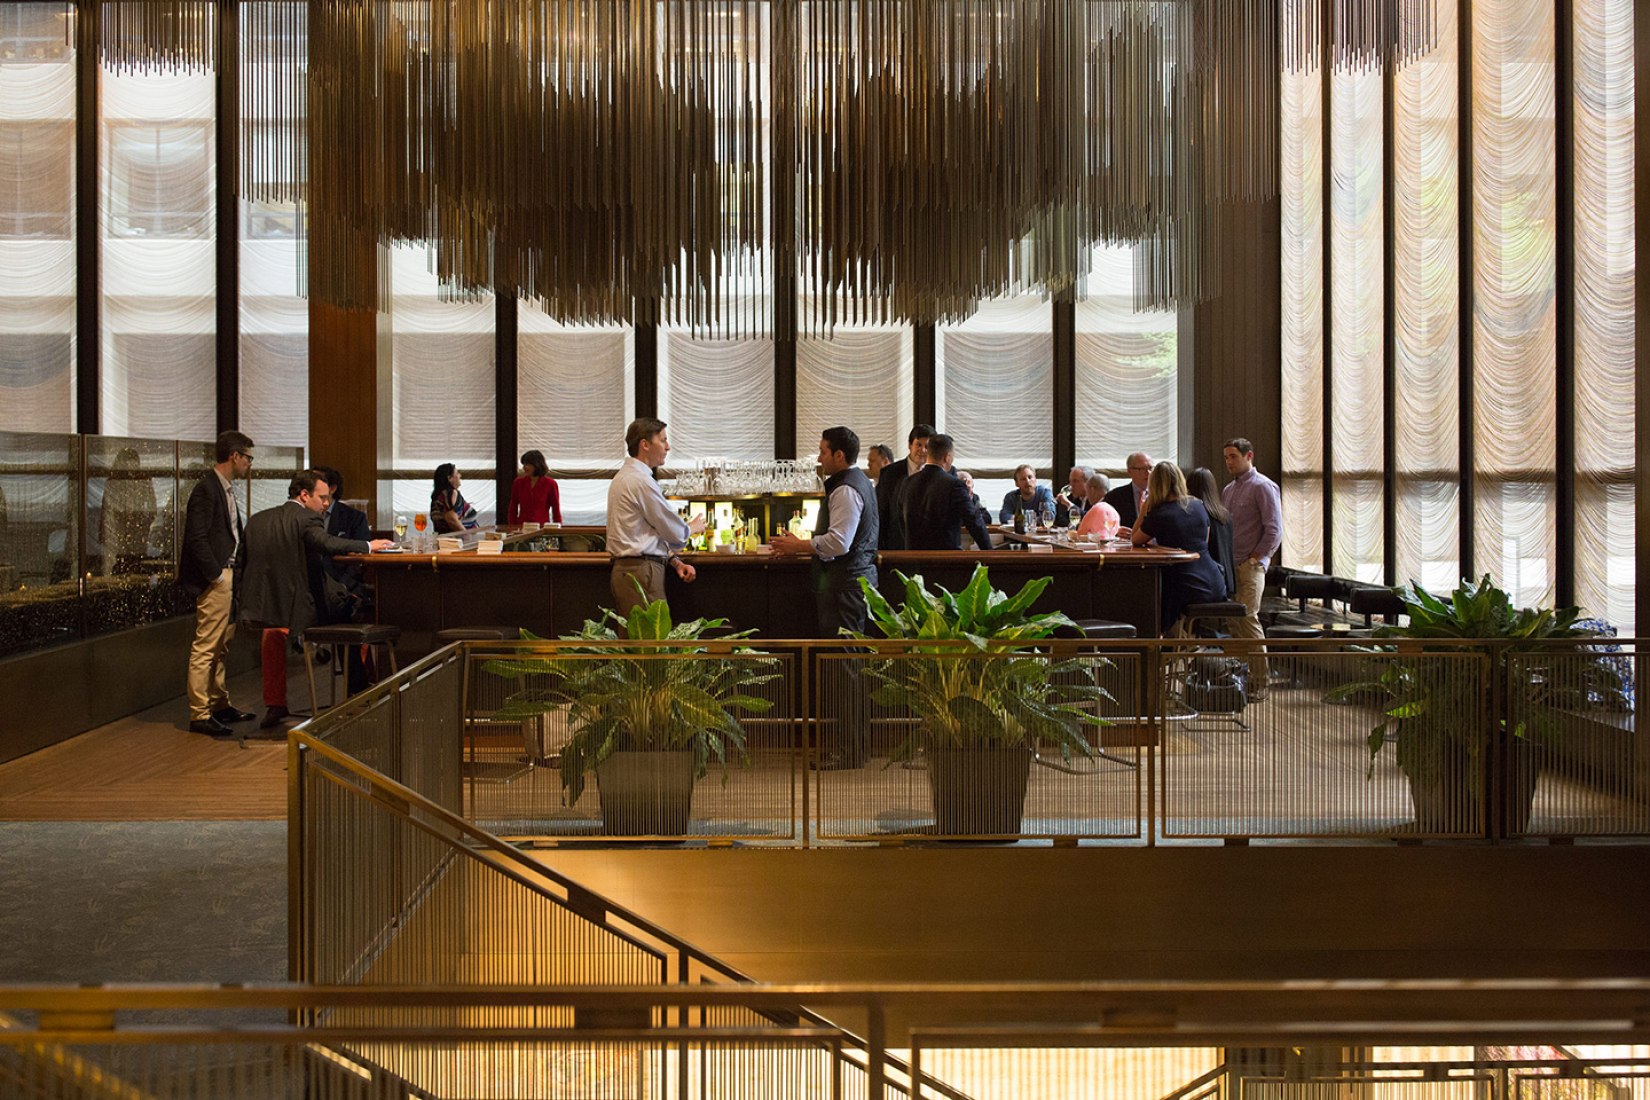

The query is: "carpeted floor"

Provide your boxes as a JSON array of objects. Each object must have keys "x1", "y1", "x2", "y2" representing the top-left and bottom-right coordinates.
[{"x1": 0, "y1": 821, "x2": 287, "y2": 985}]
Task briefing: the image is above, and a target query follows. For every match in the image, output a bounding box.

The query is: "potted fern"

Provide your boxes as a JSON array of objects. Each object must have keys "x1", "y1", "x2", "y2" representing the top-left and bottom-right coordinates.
[
  {"x1": 484, "y1": 598, "x2": 779, "y2": 837},
  {"x1": 852, "y1": 565, "x2": 1110, "y2": 835},
  {"x1": 1326, "y1": 575, "x2": 1601, "y2": 834}
]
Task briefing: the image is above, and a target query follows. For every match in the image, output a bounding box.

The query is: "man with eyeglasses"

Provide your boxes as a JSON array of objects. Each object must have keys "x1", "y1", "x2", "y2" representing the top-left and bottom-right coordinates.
[
  {"x1": 1105, "y1": 452, "x2": 1154, "y2": 535},
  {"x1": 178, "y1": 431, "x2": 256, "y2": 738}
]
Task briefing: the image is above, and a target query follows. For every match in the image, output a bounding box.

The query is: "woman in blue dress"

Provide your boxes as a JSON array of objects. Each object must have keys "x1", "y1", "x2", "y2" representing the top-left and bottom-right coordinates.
[{"x1": 1131, "y1": 461, "x2": 1228, "y2": 635}]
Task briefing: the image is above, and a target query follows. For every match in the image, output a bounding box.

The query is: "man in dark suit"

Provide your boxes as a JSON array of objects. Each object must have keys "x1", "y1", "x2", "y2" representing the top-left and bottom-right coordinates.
[
  {"x1": 238, "y1": 470, "x2": 391, "y2": 730},
  {"x1": 315, "y1": 466, "x2": 374, "y2": 692},
  {"x1": 179, "y1": 430, "x2": 255, "y2": 737},
  {"x1": 903, "y1": 434, "x2": 995, "y2": 552},
  {"x1": 313, "y1": 466, "x2": 371, "y2": 620},
  {"x1": 1105, "y1": 451, "x2": 1154, "y2": 532},
  {"x1": 875, "y1": 423, "x2": 933, "y2": 551}
]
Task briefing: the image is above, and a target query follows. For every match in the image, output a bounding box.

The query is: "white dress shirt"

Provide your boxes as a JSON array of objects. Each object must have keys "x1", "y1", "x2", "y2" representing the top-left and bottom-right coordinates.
[
  {"x1": 811, "y1": 483, "x2": 865, "y2": 561},
  {"x1": 605, "y1": 457, "x2": 690, "y2": 559}
]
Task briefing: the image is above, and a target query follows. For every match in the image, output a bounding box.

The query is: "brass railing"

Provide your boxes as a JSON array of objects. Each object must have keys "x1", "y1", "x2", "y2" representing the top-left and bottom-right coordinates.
[
  {"x1": 0, "y1": 983, "x2": 1646, "y2": 1100},
  {"x1": 301, "y1": 637, "x2": 1646, "y2": 845},
  {"x1": 290, "y1": 715, "x2": 955, "y2": 1096}
]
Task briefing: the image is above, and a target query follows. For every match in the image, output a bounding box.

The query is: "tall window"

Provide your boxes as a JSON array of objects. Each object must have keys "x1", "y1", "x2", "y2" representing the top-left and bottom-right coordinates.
[
  {"x1": 99, "y1": 61, "x2": 217, "y2": 440},
  {"x1": 796, "y1": 315, "x2": 912, "y2": 464},
  {"x1": 937, "y1": 297, "x2": 1052, "y2": 507},
  {"x1": 1329, "y1": 67, "x2": 1385, "y2": 584},
  {"x1": 238, "y1": 1, "x2": 307, "y2": 450},
  {"x1": 1074, "y1": 246, "x2": 1178, "y2": 484},
  {"x1": 1472, "y1": 0, "x2": 1557, "y2": 609},
  {"x1": 1279, "y1": 32, "x2": 1326, "y2": 574},
  {"x1": 0, "y1": 2, "x2": 75, "y2": 433},
  {"x1": 518, "y1": 303, "x2": 632, "y2": 524},
  {"x1": 1573, "y1": 0, "x2": 1636, "y2": 632},
  {"x1": 387, "y1": 245, "x2": 496, "y2": 521},
  {"x1": 1393, "y1": 2, "x2": 1462, "y2": 593}
]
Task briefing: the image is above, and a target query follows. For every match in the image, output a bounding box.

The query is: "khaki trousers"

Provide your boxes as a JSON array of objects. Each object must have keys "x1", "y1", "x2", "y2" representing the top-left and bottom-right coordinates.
[
  {"x1": 187, "y1": 570, "x2": 235, "y2": 720},
  {"x1": 610, "y1": 558, "x2": 667, "y2": 621},
  {"x1": 1233, "y1": 558, "x2": 1269, "y2": 689}
]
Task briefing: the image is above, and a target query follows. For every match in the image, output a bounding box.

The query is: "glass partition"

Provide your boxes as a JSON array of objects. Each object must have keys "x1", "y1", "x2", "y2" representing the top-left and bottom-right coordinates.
[{"x1": 0, "y1": 431, "x2": 302, "y2": 658}]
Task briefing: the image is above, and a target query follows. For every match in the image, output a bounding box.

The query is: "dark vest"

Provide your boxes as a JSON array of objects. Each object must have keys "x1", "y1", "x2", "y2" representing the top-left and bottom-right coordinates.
[{"x1": 814, "y1": 466, "x2": 879, "y2": 577}]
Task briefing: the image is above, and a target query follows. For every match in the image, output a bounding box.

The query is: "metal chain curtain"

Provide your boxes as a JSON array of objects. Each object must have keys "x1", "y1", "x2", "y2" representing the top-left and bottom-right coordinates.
[{"x1": 81, "y1": 0, "x2": 1434, "y2": 336}]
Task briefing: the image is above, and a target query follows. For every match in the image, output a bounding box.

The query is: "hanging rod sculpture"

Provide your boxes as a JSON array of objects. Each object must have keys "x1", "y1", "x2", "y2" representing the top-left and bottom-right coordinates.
[{"x1": 82, "y1": 0, "x2": 1433, "y2": 335}]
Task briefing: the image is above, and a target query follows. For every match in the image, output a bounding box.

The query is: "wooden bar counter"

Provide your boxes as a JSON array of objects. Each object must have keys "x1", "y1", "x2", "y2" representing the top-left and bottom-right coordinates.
[{"x1": 343, "y1": 541, "x2": 1197, "y2": 654}]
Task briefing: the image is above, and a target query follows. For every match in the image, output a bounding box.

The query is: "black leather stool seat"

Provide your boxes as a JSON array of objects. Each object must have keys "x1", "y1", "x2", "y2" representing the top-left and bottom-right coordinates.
[
  {"x1": 1266, "y1": 623, "x2": 1326, "y2": 640},
  {"x1": 435, "y1": 626, "x2": 518, "y2": 643},
  {"x1": 305, "y1": 623, "x2": 400, "y2": 646},
  {"x1": 1055, "y1": 618, "x2": 1138, "y2": 640},
  {"x1": 1349, "y1": 586, "x2": 1404, "y2": 619}
]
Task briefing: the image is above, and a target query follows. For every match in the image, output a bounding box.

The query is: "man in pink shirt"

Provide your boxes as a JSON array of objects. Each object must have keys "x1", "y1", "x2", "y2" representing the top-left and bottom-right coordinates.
[{"x1": 1220, "y1": 437, "x2": 1283, "y2": 699}]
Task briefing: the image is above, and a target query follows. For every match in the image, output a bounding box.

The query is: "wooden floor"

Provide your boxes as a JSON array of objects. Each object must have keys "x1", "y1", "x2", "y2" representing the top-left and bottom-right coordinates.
[{"x1": 0, "y1": 667, "x2": 291, "y2": 821}]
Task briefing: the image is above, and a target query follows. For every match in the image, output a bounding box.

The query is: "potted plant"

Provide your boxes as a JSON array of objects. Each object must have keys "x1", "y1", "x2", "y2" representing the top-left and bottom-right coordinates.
[
  {"x1": 852, "y1": 565, "x2": 1110, "y2": 836},
  {"x1": 1326, "y1": 575, "x2": 1601, "y2": 834},
  {"x1": 484, "y1": 598, "x2": 779, "y2": 837}
]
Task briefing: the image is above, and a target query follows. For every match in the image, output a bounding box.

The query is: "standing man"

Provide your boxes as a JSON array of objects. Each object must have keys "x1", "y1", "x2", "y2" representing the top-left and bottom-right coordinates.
[
  {"x1": 238, "y1": 471, "x2": 391, "y2": 729},
  {"x1": 606, "y1": 417, "x2": 706, "y2": 617},
  {"x1": 1220, "y1": 437, "x2": 1283, "y2": 700},
  {"x1": 905, "y1": 435, "x2": 996, "y2": 552},
  {"x1": 179, "y1": 430, "x2": 256, "y2": 737},
  {"x1": 773, "y1": 426, "x2": 880, "y2": 636},
  {"x1": 866, "y1": 443, "x2": 894, "y2": 484},
  {"x1": 773, "y1": 427, "x2": 880, "y2": 770},
  {"x1": 1106, "y1": 452, "x2": 1154, "y2": 532},
  {"x1": 875, "y1": 424, "x2": 933, "y2": 550}
]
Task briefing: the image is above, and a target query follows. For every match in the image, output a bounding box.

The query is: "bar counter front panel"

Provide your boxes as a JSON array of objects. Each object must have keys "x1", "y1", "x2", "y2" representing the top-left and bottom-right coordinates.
[{"x1": 351, "y1": 548, "x2": 1190, "y2": 653}]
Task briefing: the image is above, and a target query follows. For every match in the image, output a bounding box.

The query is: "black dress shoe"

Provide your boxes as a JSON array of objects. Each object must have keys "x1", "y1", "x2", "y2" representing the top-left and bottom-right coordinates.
[
  {"x1": 212, "y1": 706, "x2": 256, "y2": 724},
  {"x1": 189, "y1": 717, "x2": 235, "y2": 738},
  {"x1": 259, "y1": 706, "x2": 291, "y2": 730}
]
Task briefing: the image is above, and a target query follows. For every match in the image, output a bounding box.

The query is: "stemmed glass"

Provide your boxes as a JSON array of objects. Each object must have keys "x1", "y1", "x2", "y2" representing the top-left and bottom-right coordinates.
[{"x1": 394, "y1": 514, "x2": 409, "y2": 543}]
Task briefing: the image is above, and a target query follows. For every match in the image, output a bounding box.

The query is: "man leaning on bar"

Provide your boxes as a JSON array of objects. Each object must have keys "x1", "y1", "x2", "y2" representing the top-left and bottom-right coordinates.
[{"x1": 606, "y1": 417, "x2": 707, "y2": 618}]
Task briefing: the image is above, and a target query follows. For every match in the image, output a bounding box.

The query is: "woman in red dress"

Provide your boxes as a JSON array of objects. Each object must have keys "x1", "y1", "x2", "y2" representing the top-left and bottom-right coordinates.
[{"x1": 506, "y1": 449, "x2": 562, "y2": 524}]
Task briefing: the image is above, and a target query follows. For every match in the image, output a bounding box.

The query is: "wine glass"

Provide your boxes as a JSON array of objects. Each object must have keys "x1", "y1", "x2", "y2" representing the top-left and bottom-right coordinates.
[
  {"x1": 1039, "y1": 505, "x2": 1055, "y2": 531},
  {"x1": 393, "y1": 514, "x2": 409, "y2": 542}
]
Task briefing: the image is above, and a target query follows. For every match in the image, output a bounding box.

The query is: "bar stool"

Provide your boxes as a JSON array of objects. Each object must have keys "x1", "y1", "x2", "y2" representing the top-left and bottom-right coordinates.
[
  {"x1": 435, "y1": 626, "x2": 519, "y2": 646},
  {"x1": 1180, "y1": 600, "x2": 1251, "y2": 639},
  {"x1": 1284, "y1": 573, "x2": 1335, "y2": 617},
  {"x1": 1349, "y1": 586, "x2": 1404, "y2": 630},
  {"x1": 303, "y1": 623, "x2": 401, "y2": 715}
]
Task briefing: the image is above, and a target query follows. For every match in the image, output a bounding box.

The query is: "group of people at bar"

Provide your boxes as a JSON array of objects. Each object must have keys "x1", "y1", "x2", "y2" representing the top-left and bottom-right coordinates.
[{"x1": 605, "y1": 418, "x2": 1282, "y2": 659}]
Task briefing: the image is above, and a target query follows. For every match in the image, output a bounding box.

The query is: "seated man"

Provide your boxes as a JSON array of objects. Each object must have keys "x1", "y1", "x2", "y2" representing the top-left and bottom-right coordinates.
[
  {"x1": 999, "y1": 463, "x2": 1057, "y2": 525},
  {"x1": 954, "y1": 470, "x2": 994, "y2": 549},
  {"x1": 906, "y1": 436, "x2": 995, "y2": 552},
  {"x1": 1105, "y1": 452, "x2": 1153, "y2": 533},
  {"x1": 1055, "y1": 464, "x2": 1096, "y2": 527}
]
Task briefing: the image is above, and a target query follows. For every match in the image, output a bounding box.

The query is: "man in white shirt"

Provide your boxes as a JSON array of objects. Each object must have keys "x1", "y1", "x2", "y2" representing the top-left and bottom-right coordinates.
[{"x1": 606, "y1": 418, "x2": 706, "y2": 617}]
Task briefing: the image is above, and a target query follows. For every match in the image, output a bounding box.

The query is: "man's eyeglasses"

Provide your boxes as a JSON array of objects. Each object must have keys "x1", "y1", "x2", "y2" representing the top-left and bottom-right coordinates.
[{"x1": 235, "y1": 450, "x2": 255, "y2": 463}]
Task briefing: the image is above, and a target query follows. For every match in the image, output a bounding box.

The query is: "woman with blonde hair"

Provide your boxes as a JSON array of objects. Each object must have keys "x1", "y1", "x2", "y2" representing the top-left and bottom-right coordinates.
[{"x1": 1131, "y1": 460, "x2": 1227, "y2": 634}]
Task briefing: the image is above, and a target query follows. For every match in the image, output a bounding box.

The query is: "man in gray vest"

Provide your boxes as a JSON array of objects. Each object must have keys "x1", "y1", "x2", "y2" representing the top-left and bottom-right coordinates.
[
  {"x1": 773, "y1": 426, "x2": 880, "y2": 769},
  {"x1": 773, "y1": 425, "x2": 880, "y2": 636}
]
